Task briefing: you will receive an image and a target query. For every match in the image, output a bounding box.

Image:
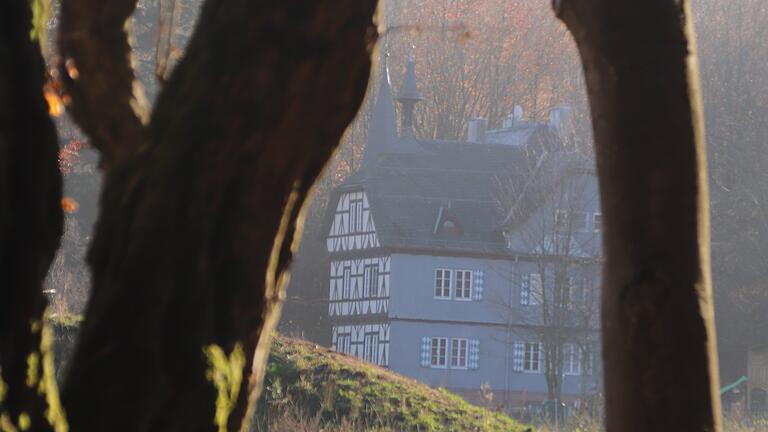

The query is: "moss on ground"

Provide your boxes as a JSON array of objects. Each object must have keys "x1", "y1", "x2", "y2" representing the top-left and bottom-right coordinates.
[{"x1": 255, "y1": 336, "x2": 530, "y2": 432}]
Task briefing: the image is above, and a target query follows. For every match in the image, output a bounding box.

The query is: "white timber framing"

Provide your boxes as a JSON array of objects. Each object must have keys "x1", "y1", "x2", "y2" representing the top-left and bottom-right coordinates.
[
  {"x1": 328, "y1": 256, "x2": 391, "y2": 317},
  {"x1": 327, "y1": 191, "x2": 380, "y2": 252},
  {"x1": 332, "y1": 323, "x2": 391, "y2": 367}
]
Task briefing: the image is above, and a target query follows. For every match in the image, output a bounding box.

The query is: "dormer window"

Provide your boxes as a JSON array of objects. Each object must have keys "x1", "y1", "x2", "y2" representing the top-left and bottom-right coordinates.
[
  {"x1": 554, "y1": 209, "x2": 568, "y2": 230},
  {"x1": 441, "y1": 217, "x2": 462, "y2": 235},
  {"x1": 554, "y1": 209, "x2": 589, "y2": 232},
  {"x1": 593, "y1": 213, "x2": 603, "y2": 232}
]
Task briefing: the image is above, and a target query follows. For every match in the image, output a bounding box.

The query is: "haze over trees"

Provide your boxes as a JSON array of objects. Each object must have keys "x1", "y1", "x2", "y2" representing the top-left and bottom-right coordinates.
[{"x1": 0, "y1": 0, "x2": 754, "y2": 430}]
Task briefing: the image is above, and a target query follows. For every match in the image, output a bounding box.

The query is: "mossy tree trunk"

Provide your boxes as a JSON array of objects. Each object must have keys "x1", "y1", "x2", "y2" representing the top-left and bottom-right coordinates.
[
  {"x1": 55, "y1": 0, "x2": 378, "y2": 431},
  {"x1": 555, "y1": 1, "x2": 722, "y2": 430},
  {"x1": 0, "y1": 0, "x2": 64, "y2": 430}
]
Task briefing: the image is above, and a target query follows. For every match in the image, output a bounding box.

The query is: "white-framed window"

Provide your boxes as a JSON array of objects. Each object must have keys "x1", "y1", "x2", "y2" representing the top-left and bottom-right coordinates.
[
  {"x1": 430, "y1": 337, "x2": 448, "y2": 367},
  {"x1": 582, "y1": 278, "x2": 594, "y2": 307},
  {"x1": 363, "y1": 264, "x2": 379, "y2": 298},
  {"x1": 565, "y1": 276, "x2": 577, "y2": 307},
  {"x1": 565, "y1": 276, "x2": 585, "y2": 308},
  {"x1": 593, "y1": 212, "x2": 602, "y2": 232},
  {"x1": 585, "y1": 344, "x2": 595, "y2": 375},
  {"x1": 435, "y1": 269, "x2": 452, "y2": 299},
  {"x1": 454, "y1": 270, "x2": 473, "y2": 300},
  {"x1": 423, "y1": 337, "x2": 478, "y2": 369},
  {"x1": 349, "y1": 197, "x2": 364, "y2": 233},
  {"x1": 336, "y1": 333, "x2": 352, "y2": 354},
  {"x1": 363, "y1": 332, "x2": 380, "y2": 364},
  {"x1": 563, "y1": 343, "x2": 581, "y2": 375},
  {"x1": 450, "y1": 338, "x2": 468, "y2": 369},
  {"x1": 523, "y1": 342, "x2": 542, "y2": 372},
  {"x1": 572, "y1": 211, "x2": 588, "y2": 232},
  {"x1": 521, "y1": 273, "x2": 543, "y2": 306},
  {"x1": 569, "y1": 276, "x2": 595, "y2": 307},
  {"x1": 554, "y1": 209, "x2": 568, "y2": 230}
]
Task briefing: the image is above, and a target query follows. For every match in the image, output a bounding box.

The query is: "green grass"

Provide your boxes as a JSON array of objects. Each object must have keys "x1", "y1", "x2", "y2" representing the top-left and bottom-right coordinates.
[{"x1": 254, "y1": 335, "x2": 530, "y2": 432}]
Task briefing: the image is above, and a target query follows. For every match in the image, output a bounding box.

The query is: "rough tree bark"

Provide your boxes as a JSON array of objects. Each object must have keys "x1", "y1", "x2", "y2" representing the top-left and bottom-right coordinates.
[
  {"x1": 555, "y1": 1, "x2": 722, "y2": 430},
  {"x1": 0, "y1": 0, "x2": 64, "y2": 430},
  {"x1": 56, "y1": 0, "x2": 378, "y2": 431},
  {"x1": 58, "y1": 0, "x2": 150, "y2": 172}
]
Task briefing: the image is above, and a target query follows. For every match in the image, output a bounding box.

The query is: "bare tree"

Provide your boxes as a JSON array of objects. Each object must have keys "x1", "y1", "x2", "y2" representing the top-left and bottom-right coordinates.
[
  {"x1": 494, "y1": 149, "x2": 601, "y2": 407},
  {"x1": 382, "y1": 0, "x2": 590, "y2": 141}
]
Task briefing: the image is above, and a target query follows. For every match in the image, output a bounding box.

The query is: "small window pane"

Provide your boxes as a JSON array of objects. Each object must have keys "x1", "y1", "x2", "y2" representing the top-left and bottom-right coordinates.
[
  {"x1": 593, "y1": 213, "x2": 603, "y2": 231},
  {"x1": 431, "y1": 337, "x2": 447, "y2": 367},
  {"x1": 455, "y1": 270, "x2": 472, "y2": 300},
  {"x1": 435, "y1": 269, "x2": 452, "y2": 299},
  {"x1": 451, "y1": 338, "x2": 468, "y2": 368},
  {"x1": 524, "y1": 342, "x2": 541, "y2": 372},
  {"x1": 573, "y1": 211, "x2": 588, "y2": 231},
  {"x1": 555, "y1": 209, "x2": 568, "y2": 230}
]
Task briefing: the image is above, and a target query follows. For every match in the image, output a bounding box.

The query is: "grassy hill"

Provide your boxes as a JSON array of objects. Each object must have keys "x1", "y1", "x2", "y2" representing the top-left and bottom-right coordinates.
[{"x1": 253, "y1": 335, "x2": 530, "y2": 432}]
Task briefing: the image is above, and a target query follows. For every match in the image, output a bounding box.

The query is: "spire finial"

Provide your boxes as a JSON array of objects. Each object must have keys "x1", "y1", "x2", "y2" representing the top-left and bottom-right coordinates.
[
  {"x1": 362, "y1": 40, "x2": 398, "y2": 168},
  {"x1": 396, "y1": 46, "x2": 423, "y2": 137},
  {"x1": 384, "y1": 47, "x2": 391, "y2": 86}
]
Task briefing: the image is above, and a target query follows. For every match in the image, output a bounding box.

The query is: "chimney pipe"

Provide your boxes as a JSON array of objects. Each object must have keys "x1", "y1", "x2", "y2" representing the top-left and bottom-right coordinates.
[{"x1": 467, "y1": 118, "x2": 488, "y2": 143}]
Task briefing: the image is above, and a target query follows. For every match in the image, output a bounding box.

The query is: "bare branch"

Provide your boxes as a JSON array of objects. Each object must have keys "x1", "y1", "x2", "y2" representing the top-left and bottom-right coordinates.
[{"x1": 58, "y1": 0, "x2": 149, "y2": 171}]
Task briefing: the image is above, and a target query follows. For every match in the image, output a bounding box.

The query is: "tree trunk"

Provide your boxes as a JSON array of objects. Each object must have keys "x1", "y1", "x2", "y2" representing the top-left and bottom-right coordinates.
[
  {"x1": 0, "y1": 0, "x2": 64, "y2": 430},
  {"x1": 555, "y1": 1, "x2": 721, "y2": 430},
  {"x1": 58, "y1": 0, "x2": 378, "y2": 431}
]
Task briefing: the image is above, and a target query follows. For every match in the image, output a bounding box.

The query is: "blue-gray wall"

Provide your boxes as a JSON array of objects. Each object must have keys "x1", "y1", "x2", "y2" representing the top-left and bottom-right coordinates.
[{"x1": 387, "y1": 253, "x2": 600, "y2": 398}]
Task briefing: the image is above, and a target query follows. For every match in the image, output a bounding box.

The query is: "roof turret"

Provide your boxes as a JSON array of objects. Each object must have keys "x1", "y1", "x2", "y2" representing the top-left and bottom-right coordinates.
[
  {"x1": 396, "y1": 50, "x2": 423, "y2": 137},
  {"x1": 362, "y1": 50, "x2": 399, "y2": 167}
]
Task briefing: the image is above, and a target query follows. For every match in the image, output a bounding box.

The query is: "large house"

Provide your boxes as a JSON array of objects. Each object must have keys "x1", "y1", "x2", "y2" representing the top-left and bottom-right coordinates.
[{"x1": 323, "y1": 53, "x2": 602, "y2": 413}]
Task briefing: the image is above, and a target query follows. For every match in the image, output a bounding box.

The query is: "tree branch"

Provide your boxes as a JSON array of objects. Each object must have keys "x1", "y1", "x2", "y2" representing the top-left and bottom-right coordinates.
[
  {"x1": 0, "y1": 0, "x2": 63, "y2": 430},
  {"x1": 58, "y1": 0, "x2": 149, "y2": 171},
  {"x1": 61, "y1": 1, "x2": 378, "y2": 431}
]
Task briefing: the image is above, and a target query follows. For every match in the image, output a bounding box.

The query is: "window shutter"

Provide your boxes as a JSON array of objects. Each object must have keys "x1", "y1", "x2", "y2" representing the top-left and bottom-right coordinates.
[
  {"x1": 468, "y1": 339, "x2": 480, "y2": 370},
  {"x1": 520, "y1": 274, "x2": 530, "y2": 305},
  {"x1": 420, "y1": 337, "x2": 431, "y2": 367},
  {"x1": 513, "y1": 342, "x2": 524, "y2": 372},
  {"x1": 473, "y1": 270, "x2": 484, "y2": 300},
  {"x1": 538, "y1": 344, "x2": 545, "y2": 373}
]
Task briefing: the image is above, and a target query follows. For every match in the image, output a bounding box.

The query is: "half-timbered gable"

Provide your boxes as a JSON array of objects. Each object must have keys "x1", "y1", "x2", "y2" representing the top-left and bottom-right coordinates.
[
  {"x1": 332, "y1": 323, "x2": 391, "y2": 366},
  {"x1": 326, "y1": 191, "x2": 381, "y2": 253},
  {"x1": 328, "y1": 255, "x2": 390, "y2": 317}
]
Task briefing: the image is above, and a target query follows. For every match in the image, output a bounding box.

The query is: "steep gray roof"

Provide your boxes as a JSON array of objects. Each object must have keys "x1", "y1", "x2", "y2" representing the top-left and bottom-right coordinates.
[
  {"x1": 328, "y1": 124, "x2": 596, "y2": 257},
  {"x1": 329, "y1": 54, "x2": 591, "y2": 256},
  {"x1": 500, "y1": 149, "x2": 597, "y2": 230},
  {"x1": 334, "y1": 132, "x2": 550, "y2": 255},
  {"x1": 362, "y1": 68, "x2": 399, "y2": 167}
]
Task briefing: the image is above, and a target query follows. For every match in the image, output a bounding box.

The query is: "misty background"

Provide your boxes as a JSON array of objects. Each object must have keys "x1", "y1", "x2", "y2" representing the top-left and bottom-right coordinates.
[{"x1": 47, "y1": 0, "x2": 768, "y2": 392}]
